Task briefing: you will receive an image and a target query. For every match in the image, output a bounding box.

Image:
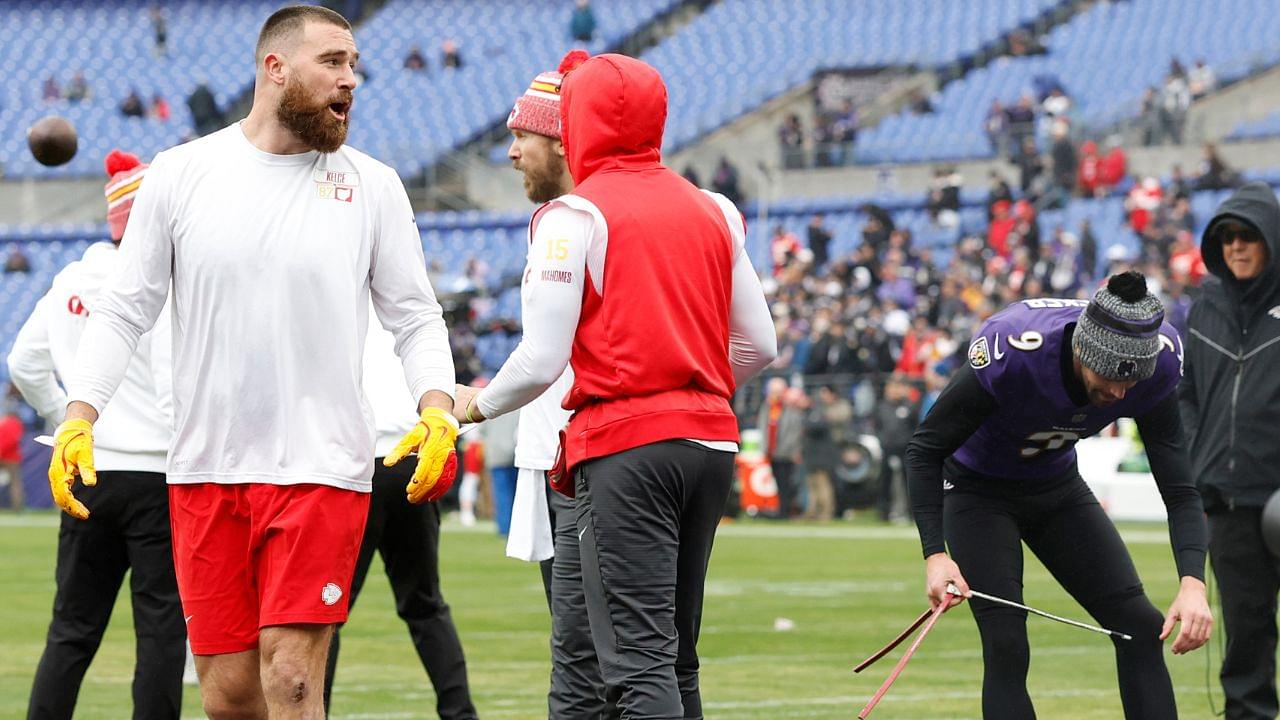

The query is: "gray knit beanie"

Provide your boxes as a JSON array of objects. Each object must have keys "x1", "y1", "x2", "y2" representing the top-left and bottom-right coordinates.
[{"x1": 1073, "y1": 271, "x2": 1165, "y2": 381}]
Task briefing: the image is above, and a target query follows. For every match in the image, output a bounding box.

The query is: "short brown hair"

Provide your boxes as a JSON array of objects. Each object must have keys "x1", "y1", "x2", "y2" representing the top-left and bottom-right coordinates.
[{"x1": 255, "y1": 5, "x2": 351, "y2": 63}]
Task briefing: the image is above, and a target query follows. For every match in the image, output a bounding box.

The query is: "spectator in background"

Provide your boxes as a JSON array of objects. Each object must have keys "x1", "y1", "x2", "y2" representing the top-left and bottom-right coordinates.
[
  {"x1": 1042, "y1": 87, "x2": 1071, "y2": 118},
  {"x1": 150, "y1": 6, "x2": 168, "y2": 57},
  {"x1": 1046, "y1": 227, "x2": 1085, "y2": 294},
  {"x1": 569, "y1": 0, "x2": 596, "y2": 43},
  {"x1": 712, "y1": 156, "x2": 743, "y2": 205},
  {"x1": 5, "y1": 244, "x2": 31, "y2": 274},
  {"x1": 1016, "y1": 136, "x2": 1043, "y2": 194},
  {"x1": 1139, "y1": 87, "x2": 1161, "y2": 146},
  {"x1": 404, "y1": 45, "x2": 427, "y2": 71},
  {"x1": 1188, "y1": 59, "x2": 1216, "y2": 100},
  {"x1": 681, "y1": 165, "x2": 700, "y2": 187},
  {"x1": 1127, "y1": 177, "x2": 1164, "y2": 236},
  {"x1": 463, "y1": 255, "x2": 490, "y2": 292},
  {"x1": 64, "y1": 71, "x2": 90, "y2": 103},
  {"x1": 874, "y1": 375, "x2": 918, "y2": 523},
  {"x1": 42, "y1": 75, "x2": 61, "y2": 104},
  {"x1": 909, "y1": 89, "x2": 934, "y2": 115},
  {"x1": 758, "y1": 378, "x2": 802, "y2": 520},
  {"x1": 150, "y1": 94, "x2": 171, "y2": 122},
  {"x1": 778, "y1": 114, "x2": 805, "y2": 169},
  {"x1": 984, "y1": 99, "x2": 1008, "y2": 157},
  {"x1": 1014, "y1": 199, "x2": 1041, "y2": 256},
  {"x1": 1099, "y1": 137, "x2": 1128, "y2": 192},
  {"x1": 848, "y1": 243, "x2": 881, "y2": 292},
  {"x1": 1169, "y1": 230, "x2": 1207, "y2": 286},
  {"x1": 441, "y1": 38, "x2": 463, "y2": 69},
  {"x1": 1194, "y1": 143, "x2": 1239, "y2": 191},
  {"x1": 1169, "y1": 164, "x2": 1192, "y2": 201},
  {"x1": 895, "y1": 316, "x2": 937, "y2": 378},
  {"x1": 120, "y1": 88, "x2": 146, "y2": 118},
  {"x1": 479, "y1": 409, "x2": 519, "y2": 536},
  {"x1": 876, "y1": 260, "x2": 916, "y2": 310},
  {"x1": 186, "y1": 82, "x2": 223, "y2": 136},
  {"x1": 988, "y1": 200, "x2": 1015, "y2": 258},
  {"x1": 807, "y1": 213, "x2": 832, "y2": 270},
  {"x1": 1007, "y1": 29, "x2": 1045, "y2": 57},
  {"x1": 986, "y1": 170, "x2": 1013, "y2": 220},
  {"x1": 812, "y1": 113, "x2": 834, "y2": 167},
  {"x1": 1006, "y1": 94, "x2": 1037, "y2": 157},
  {"x1": 1161, "y1": 71, "x2": 1191, "y2": 144},
  {"x1": 806, "y1": 321, "x2": 858, "y2": 376},
  {"x1": 0, "y1": 409, "x2": 20, "y2": 509},
  {"x1": 832, "y1": 100, "x2": 858, "y2": 165},
  {"x1": 801, "y1": 389, "x2": 838, "y2": 521},
  {"x1": 926, "y1": 167, "x2": 961, "y2": 228},
  {"x1": 859, "y1": 204, "x2": 894, "y2": 253},
  {"x1": 1170, "y1": 196, "x2": 1197, "y2": 235},
  {"x1": 459, "y1": 434, "x2": 483, "y2": 526},
  {"x1": 1080, "y1": 215, "x2": 1100, "y2": 278},
  {"x1": 820, "y1": 384, "x2": 854, "y2": 445},
  {"x1": 1077, "y1": 140, "x2": 1101, "y2": 197},
  {"x1": 770, "y1": 225, "x2": 802, "y2": 276},
  {"x1": 1049, "y1": 120, "x2": 1077, "y2": 198}
]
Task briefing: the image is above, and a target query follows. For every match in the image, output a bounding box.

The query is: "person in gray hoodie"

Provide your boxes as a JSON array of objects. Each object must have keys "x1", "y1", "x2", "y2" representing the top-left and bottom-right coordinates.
[{"x1": 1181, "y1": 181, "x2": 1280, "y2": 719}]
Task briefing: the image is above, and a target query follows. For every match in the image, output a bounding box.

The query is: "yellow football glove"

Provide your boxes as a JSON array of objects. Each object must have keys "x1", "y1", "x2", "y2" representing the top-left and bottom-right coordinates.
[
  {"x1": 48, "y1": 418, "x2": 97, "y2": 520},
  {"x1": 384, "y1": 407, "x2": 459, "y2": 504}
]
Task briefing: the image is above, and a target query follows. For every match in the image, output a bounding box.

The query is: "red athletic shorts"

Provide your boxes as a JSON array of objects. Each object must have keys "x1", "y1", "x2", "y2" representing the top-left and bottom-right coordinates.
[{"x1": 169, "y1": 483, "x2": 370, "y2": 655}]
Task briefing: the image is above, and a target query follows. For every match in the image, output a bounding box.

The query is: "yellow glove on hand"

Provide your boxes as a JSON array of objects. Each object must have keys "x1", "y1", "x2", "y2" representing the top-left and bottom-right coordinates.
[
  {"x1": 48, "y1": 418, "x2": 97, "y2": 520},
  {"x1": 384, "y1": 407, "x2": 460, "y2": 504}
]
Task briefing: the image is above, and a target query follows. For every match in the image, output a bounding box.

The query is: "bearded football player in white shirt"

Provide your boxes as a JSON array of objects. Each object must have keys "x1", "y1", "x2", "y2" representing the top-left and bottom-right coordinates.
[{"x1": 48, "y1": 7, "x2": 457, "y2": 718}]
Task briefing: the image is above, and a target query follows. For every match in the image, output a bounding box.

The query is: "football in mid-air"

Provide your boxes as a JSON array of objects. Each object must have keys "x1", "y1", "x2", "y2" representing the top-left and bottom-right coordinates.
[{"x1": 27, "y1": 115, "x2": 78, "y2": 167}]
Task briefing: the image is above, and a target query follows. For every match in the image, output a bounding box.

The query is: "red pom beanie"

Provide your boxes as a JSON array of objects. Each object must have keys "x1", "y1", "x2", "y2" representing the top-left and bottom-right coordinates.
[
  {"x1": 506, "y1": 50, "x2": 589, "y2": 139},
  {"x1": 104, "y1": 149, "x2": 148, "y2": 242}
]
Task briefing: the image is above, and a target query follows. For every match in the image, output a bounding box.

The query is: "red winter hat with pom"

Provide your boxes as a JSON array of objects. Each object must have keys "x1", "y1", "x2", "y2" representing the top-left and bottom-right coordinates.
[
  {"x1": 506, "y1": 49, "x2": 589, "y2": 139},
  {"x1": 104, "y1": 149, "x2": 148, "y2": 241}
]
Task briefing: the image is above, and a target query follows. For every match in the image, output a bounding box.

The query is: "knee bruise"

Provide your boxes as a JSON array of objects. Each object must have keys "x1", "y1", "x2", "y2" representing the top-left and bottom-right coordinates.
[{"x1": 263, "y1": 664, "x2": 310, "y2": 704}]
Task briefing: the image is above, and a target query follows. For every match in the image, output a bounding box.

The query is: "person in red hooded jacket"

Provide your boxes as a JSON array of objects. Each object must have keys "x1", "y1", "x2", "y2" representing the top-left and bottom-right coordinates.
[
  {"x1": 1077, "y1": 140, "x2": 1101, "y2": 197},
  {"x1": 453, "y1": 54, "x2": 777, "y2": 718}
]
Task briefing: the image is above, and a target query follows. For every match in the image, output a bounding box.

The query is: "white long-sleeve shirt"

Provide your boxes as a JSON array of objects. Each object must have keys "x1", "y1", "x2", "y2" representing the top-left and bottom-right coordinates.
[
  {"x1": 362, "y1": 306, "x2": 419, "y2": 459},
  {"x1": 67, "y1": 124, "x2": 454, "y2": 492},
  {"x1": 478, "y1": 191, "x2": 776, "y2": 440},
  {"x1": 8, "y1": 242, "x2": 172, "y2": 473}
]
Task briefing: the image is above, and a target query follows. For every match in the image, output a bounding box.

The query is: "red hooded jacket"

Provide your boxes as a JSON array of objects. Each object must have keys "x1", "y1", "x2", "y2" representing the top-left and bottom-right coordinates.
[{"x1": 554, "y1": 54, "x2": 740, "y2": 469}]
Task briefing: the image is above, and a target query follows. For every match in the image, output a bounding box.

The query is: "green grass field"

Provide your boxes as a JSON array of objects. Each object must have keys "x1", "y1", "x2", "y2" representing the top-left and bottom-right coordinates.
[{"x1": 0, "y1": 512, "x2": 1228, "y2": 719}]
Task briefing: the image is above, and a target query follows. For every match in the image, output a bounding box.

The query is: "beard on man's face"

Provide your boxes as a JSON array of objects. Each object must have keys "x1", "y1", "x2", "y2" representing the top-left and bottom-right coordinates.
[
  {"x1": 277, "y1": 75, "x2": 352, "y2": 153},
  {"x1": 521, "y1": 154, "x2": 567, "y2": 204}
]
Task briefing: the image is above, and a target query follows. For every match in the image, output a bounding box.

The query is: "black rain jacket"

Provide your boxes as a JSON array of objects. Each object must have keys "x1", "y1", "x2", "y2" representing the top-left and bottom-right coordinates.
[{"x1": 1181, "y1": 182, "x2": 1280, "y2": 509}]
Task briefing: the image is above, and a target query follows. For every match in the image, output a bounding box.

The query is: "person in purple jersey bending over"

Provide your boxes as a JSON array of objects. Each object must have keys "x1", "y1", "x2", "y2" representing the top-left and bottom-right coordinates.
[{"x1": 906, "y1": 270, "x2": 1213, "y2": 719}]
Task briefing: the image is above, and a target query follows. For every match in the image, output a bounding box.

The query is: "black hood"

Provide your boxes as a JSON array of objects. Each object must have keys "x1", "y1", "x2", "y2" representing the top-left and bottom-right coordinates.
[{"x1": 1201, "y1": 182, "x2": 1280, "y2": 310}]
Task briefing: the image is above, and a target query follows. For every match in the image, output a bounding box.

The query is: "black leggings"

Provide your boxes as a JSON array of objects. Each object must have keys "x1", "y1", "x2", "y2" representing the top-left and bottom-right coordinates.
[{"x1": 944, "y1": 471, "x2": 1175, "y2": 719}]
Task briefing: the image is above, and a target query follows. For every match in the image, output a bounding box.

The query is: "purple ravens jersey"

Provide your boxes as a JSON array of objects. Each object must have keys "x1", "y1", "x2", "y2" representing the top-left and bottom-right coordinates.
[{"x1": 952, "y1": 298, "x2": 1184, "y2": 480}]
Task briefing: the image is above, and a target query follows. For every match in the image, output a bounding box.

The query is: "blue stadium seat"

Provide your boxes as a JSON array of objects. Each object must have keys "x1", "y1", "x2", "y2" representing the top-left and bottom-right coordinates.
[
  {"x1": 0, "y1": 0, "x2": 279, "y2": 179},
  {"x1": 858, "y1": 0, "x2": 1280, "y2": 163}
]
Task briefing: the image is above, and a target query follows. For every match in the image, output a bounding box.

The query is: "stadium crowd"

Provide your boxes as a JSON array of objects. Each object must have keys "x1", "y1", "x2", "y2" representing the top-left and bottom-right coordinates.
[{"x1": 742, "y1": 145, "x2": 1222, "y2": 522}]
